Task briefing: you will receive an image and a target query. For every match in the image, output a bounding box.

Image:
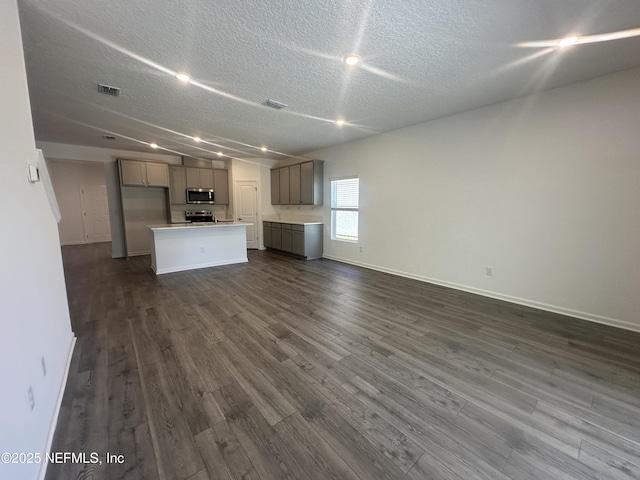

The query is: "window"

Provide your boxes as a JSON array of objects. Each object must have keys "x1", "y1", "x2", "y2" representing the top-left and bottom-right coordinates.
[{"x1": 331, "y1": 176, "x2": 359, "y2": 242}]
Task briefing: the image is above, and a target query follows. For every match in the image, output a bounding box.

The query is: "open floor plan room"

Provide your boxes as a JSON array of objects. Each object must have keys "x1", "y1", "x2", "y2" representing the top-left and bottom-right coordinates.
[
  {"x1": 5, "y1": 1, "x2": 640, "y2": 479},
  {"x1": 47, "y1": 243, "x2": 640, "y2": 480}
]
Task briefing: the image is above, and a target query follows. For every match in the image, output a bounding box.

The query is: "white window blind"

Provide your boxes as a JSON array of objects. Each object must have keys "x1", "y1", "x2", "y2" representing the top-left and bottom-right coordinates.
[
  {"x1": 331, "y1": 177, "x2": 359, "y2": 242},
  {"x1": 331, "y1": 177, "x2": 359, "y2": 209}
]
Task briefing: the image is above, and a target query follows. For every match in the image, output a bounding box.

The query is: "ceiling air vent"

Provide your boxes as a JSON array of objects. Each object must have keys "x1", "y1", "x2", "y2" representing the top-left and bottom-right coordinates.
[
  {"x1": 262, "y1": 98, "x2": 288, "y2": 110},
  {"x1": 102, "y1": 135, "x2": 116, "y2": 140},
  {"x1": 97, "y1": 84, "x2": 121, "y2": 96}
]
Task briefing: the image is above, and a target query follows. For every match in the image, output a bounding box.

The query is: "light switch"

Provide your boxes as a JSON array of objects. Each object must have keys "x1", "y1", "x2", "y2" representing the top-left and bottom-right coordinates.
[{"x1": 27, "y1": 164, "x2": 40, "y2": 183}]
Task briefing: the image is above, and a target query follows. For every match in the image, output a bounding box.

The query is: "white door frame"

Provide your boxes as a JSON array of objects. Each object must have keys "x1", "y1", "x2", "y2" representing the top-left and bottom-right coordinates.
[{"x1": 234, "y1": 178, "x2": 261, "y2": 249}]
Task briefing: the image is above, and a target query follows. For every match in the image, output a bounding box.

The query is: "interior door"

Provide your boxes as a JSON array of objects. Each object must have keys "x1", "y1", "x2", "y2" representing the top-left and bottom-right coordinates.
[
  {"x1": 235, "y1": 180, "x2": 258, "y2": 249},
  {"x1": 81, "y1": 185, "x2": 112, "y2": 243}
]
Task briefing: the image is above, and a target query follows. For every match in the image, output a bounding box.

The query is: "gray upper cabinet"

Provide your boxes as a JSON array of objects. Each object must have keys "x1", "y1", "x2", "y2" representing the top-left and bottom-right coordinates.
[
  {"x1": 279, "y1": 167, "x2": 290, "y2": 204},
  {"x1": 300, "y1": 160, "x2": 322, "y2": 205},
  {"x1": 270, "y1": 160, "x2": 323, "y2": 205},
  {"x1": 289, "y1": 164, "x2": 301, "y2": 205},
  {"x1": 186, "y1": 167, "x2": 214, "y2": 189},
  {"x1": 170, "y1": 166, "x2": 228, "y2": 204},
  {"x1": 200, "y1": 169, "x2": 214, "y2": 188},
  {"x1": 119, "y1": 159, "x2": 169, "y2": 187},
  {"x1": 271, "y1": 169, "x2": 280, "y2": 205},
  {"x1": 146, "y1": 162, "x2": 170, "y2": 187},
  {"x1": 169, "y1": 166, "x2": 186, "y2": 204},
  {"x1": 213, "y1": 169, "x2": 229, "y2": 205},
  {"x1": 120, "y1": 160, "x2": 146, "y2": 186},
  {"x1": 185, "y1": 168, "x2": 199, "y2": 188}
]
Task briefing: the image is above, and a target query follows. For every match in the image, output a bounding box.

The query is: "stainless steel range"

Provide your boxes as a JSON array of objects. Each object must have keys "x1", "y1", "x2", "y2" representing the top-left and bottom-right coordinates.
[{"x1": 185, "y1": 210, "x2": 214, "y2": 222}]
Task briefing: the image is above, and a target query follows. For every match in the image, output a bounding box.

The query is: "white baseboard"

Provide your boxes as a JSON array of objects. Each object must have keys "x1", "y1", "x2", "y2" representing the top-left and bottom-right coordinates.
[
  {"x1": 322, "y1": 255, "x2": 640, "y2": 334},
  {"x1": 154, "y1": 258, "x2": 249, "y2": 275},
  {"x1": 38, "y1": 334, "x2": 76, "y2": 480}
]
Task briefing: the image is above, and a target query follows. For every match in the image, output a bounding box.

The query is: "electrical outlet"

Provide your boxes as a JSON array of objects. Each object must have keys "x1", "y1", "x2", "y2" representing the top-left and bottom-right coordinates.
[
  {"x1": 359, "y1": 246, "x2": 363, "y2": 253},
  {"x1": 200, "y1": 247, "x2": 205, "y2": 253},
  {"x1": 486, "y1": 266, "x2": 493, "y2": 276},
  {"x1": 28, "y1": 386, "x2": 35, "y2": 410},
  {"x1": 41, "y1": 356, "x2": 47, "y2": 376}
]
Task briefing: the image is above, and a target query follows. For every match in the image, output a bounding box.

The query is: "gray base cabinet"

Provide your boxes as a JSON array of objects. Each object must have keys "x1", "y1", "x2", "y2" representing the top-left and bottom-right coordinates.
[
  {"x1": 292, "y1": 226, "x2": 305, "y2": 256},
  {"x1": 263, "y1": 222, "x2": 322, "y2": 259},
  {"x1": 271, "y1": 223, "x2": 282, "y2": 250},
  {"x1": 281, "y1": 224, "x2": 293, "y2": 252},
  {"x1": 263, "y1": 223, "x2": 272, "y2": 247}
]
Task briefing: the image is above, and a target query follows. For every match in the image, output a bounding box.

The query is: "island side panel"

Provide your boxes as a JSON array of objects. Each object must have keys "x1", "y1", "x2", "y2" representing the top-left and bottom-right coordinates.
[{"x1": 150, "y1": 225, "x2": 248, "y2": 274}]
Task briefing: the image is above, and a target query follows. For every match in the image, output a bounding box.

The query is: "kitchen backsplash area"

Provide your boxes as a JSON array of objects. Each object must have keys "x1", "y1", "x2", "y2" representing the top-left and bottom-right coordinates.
[
  {"x1": 271, "y1": 204, "x2": 324, "y2": 222},
  {"x1": 169, "y1": 204, "x2": 230, "y2": 223}
]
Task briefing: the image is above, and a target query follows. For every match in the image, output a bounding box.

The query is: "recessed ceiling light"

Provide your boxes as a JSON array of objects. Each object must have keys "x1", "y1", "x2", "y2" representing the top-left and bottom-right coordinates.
[
  {"x1": 343, "y1": 54, "x2": 360, "y2": 66},
  {"x1": 150, "y1": 143, "x2": 158, "y2": 149},
  {"x1": 518, "y1": 27, "x2": 640, "y2": 48},
  {"x1": 335, "y1": 119, "x2": 346, "y2": 126},
  {"x1": 193, "y1": 136, "x2": 201, "y2": 142},
  {"x1": 261, "y1": 146, "x2": 267, "y2": 152},
  {"x1": 558, "y1": 36, "x2": 579, "y2": 47},
  {"x1": 176, "y1": 72, "x2": 191, "y2": 82},
  {"x1": 217, "y1": 151, "x2": 224, "y2": 157}
]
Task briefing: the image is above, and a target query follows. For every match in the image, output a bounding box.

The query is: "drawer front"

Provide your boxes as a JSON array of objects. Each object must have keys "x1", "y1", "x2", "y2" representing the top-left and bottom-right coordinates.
[
  {"x1": 271, "y1": 222, "x2": 282, "y2": 230},
  {"x1": 281, "y1": 229, "x2": 293, "y2": 252},
  {"x1": 292, "y1": 224, "x2": 304, "y2": 232},
  {"x1": 281, "y1": 223, "x2": 292, "y2": 231},
  {"x1": 292, "y1": 231, "x2": 305, "y2": 256},
  {"x1": 264, "y1": 221, "x2": 272, "y2": 227},
  {"x1": 272, "y1": 228, "x2": 282, "y2": 249}
]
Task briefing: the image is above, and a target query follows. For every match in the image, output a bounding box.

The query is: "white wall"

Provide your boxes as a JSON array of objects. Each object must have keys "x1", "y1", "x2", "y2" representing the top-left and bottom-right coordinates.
[
  {"x1": 47, "y1": 159, "x2": 108, "y2": 245},
  {"x1": 308, "y1": 67, "x2": 640, "y2": 331},
  {"x1": 0, "y1": 2, "x2": 74, "y2": 479},
  {"x1": 37, "y1": 141, "x2": 181, "y2": 257}
]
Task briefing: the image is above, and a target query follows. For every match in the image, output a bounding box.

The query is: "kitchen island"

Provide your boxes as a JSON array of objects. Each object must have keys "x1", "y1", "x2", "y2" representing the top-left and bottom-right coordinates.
[{"x1": 148, "y1": 222, "x2": 248, "y2": 274}]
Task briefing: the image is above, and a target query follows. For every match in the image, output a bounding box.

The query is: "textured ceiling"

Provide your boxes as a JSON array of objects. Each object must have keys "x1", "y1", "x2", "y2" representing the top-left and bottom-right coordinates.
[{"x1": 17, "y1": 0, "x2": 640, "y2": 162}]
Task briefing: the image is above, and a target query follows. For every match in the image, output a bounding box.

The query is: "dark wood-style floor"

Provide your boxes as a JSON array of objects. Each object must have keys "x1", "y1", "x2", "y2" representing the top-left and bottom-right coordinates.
[{"x1": 46, "y1": 242, "x2": 640, "y2": 480}]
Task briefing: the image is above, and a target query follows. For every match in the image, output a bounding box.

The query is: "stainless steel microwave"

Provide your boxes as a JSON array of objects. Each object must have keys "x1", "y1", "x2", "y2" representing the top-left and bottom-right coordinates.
[{"x1": 186, "y1": 188, "x2": 215, "y2": 204}]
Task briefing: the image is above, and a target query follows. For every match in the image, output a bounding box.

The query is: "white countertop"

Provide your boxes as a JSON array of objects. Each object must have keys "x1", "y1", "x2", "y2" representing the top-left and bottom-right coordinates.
[
  {"x1": 148, "y1": 222, "x2": 248, "y2": 231},
  {"x1": 262, "y1": 215, "x2": 323, "y2": 225}
]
